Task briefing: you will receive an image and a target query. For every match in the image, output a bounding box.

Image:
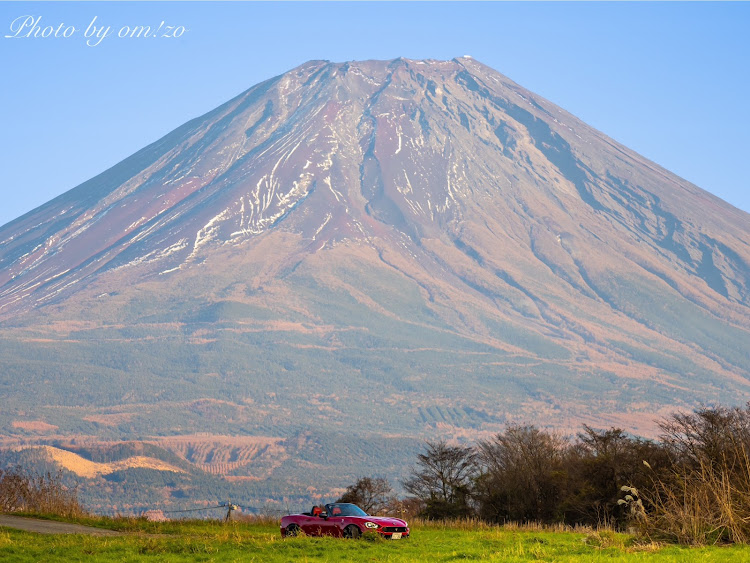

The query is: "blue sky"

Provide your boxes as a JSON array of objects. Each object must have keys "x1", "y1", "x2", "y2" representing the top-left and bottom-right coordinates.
[{"x1": 1, "y1": 1, "x2": 748, "y2": 227}]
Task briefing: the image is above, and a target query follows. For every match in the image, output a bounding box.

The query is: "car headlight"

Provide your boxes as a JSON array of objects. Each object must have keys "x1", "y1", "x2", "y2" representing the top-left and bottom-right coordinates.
[{"x1": 365, "y1": 522, "x2": 379, "y2": 529}]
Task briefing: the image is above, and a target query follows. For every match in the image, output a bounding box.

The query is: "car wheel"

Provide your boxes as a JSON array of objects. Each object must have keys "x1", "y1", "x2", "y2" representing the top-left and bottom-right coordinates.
[
  {"x1": 286, "y1": 524, "x2": 300, "y2": 537},
  {"x1": 343, "y1": 525, "x2": 361, "y2": 539}
]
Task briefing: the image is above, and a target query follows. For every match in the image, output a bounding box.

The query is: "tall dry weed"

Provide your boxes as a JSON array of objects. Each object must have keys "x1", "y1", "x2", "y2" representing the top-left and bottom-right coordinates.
[
  {"x1": 0, "y1": 466, "x2": 85, "y2": 517},
  {"x1": 629, "y1": 406, "x2": 750, "y2": 545}
]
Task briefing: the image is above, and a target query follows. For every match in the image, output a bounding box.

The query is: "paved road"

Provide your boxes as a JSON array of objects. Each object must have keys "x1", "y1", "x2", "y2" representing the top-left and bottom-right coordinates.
[{"x1": 0, "y1": 514, "x2": 124, "y2": 536}]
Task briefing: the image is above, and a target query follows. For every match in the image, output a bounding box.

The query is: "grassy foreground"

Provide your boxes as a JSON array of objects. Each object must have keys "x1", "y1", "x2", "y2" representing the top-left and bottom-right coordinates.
[{"x1": 1, "y1": 516, "x2": 750, "y2": 562}]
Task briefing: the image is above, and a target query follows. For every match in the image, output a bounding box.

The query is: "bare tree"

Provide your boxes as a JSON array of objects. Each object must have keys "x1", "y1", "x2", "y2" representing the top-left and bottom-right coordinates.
[
  {"x1": 403, "y1": 440, "x2": 477, "y2": 519},
  {"x1": 659, "y1": 404, "x2": 750, "y2": 468},
  {"x1": 336, "y1": 477, "x2": 393, "y2": 515},
  {"x1": 475, "y1": 425, "x2": 567, "y2": 523}
]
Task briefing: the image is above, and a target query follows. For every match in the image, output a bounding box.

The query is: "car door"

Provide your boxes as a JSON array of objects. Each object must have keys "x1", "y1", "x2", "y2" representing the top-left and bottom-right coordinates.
[
  {"x1": 300, "y1": 515, "x2": 325, "y2": 536},
  {"x1": 320, "y1": 505, "x2": 346, "y2": 536},
  {"x1": 319, "y1": 515, "x2": 344, "y2": 536}
]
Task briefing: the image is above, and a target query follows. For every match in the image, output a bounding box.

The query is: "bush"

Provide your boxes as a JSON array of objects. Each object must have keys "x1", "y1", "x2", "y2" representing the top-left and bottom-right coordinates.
[{"x1": 562, "y1": 427, "x2": 670, "y2": 528}]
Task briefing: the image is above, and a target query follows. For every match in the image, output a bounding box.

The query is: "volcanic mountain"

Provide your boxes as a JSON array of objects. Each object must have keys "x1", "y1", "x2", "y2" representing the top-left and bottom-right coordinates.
[{"x1": 1, "y1": 58, "x2": 749, "y2": 505}]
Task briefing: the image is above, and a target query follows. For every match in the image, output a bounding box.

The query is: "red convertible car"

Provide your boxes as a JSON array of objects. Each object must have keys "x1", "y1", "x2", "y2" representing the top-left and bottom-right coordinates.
[{"x1": 281, "y1": 502, "x2": 410, "y2": 539}]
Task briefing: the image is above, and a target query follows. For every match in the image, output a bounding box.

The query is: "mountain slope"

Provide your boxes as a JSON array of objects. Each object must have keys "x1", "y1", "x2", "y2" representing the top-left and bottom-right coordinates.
[{"x1": 1, "y1": 58, "x2": 749, "y2": 505}]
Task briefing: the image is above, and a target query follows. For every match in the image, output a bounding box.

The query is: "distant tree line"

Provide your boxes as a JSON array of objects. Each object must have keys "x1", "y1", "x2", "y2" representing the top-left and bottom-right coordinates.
[{"x1": 340, "y1": 404, "x2": 750, "y2": 545}]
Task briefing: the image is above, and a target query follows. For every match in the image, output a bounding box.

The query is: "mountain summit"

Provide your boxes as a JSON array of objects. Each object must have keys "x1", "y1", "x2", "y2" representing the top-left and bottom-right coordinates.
[{"x1": 1, "y1": 58, "x2": 749, "y2": 501}]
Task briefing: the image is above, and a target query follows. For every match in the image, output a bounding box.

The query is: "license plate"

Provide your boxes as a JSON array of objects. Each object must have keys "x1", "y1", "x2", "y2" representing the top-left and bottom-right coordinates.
[{"x1": 391, "y1": 532, "x2": 402, "y2": 540}]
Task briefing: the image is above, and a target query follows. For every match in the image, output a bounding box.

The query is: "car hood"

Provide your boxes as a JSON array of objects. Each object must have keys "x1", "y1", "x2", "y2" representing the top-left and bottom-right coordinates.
[{"x1": 355, "y1": 516, "x2": 408, "y2": 527}]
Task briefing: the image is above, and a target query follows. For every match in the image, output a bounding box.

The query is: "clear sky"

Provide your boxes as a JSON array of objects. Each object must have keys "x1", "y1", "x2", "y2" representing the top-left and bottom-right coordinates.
[{"x1": 1, "y1": 1, "x2": 748, "y2": 227}]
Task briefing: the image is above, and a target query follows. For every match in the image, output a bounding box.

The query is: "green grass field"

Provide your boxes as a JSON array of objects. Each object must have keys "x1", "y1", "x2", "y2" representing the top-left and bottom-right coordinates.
[{"x1": 2, "y1": 516, "x2": 750, "y2": 562}]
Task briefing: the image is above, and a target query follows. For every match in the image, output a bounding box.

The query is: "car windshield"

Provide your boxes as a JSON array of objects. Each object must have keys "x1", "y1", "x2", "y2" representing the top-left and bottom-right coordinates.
[{"x1": 325, "y1": 503, "x2": 368, "y2": 517}]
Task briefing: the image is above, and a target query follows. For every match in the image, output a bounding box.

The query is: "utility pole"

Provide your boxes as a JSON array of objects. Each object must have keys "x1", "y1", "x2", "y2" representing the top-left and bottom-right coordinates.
[{"x1": 224, "y1": 501, "x2": 238, "y2": 522}]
